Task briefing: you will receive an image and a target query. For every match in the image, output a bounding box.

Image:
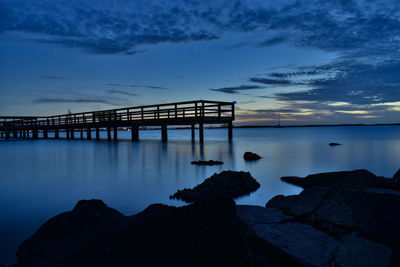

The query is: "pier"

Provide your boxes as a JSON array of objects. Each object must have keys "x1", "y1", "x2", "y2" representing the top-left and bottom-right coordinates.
[{"x1": 0, "y1": 100, "x2": 235, "y2": 142}]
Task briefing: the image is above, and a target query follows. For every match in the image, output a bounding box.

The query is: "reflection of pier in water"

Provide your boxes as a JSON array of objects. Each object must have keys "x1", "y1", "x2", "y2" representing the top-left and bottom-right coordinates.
[{"x1": 0, "y1": 100, "x2": 235, "y2": 142}]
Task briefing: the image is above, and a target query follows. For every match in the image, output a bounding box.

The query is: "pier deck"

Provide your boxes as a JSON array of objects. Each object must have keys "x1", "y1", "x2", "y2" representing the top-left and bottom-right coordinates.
[{"x1": 0, "y1": 100, "x2": 235, "y2": 142}]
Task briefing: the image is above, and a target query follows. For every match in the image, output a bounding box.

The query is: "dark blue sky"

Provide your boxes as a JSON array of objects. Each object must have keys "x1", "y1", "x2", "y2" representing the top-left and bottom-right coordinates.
[{"x1": 1, "y1": 0, "x2": 399, "y2": 125}]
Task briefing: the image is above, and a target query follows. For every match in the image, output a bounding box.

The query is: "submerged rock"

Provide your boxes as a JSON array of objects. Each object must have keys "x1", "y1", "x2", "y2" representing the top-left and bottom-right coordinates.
[
  {"x1": 329, "y1": 142, "x2": 341, "y2": 146},
  {"x1": 191, "y1": 160, "x2": 223, "y2": 165},
  {"x1": 170, "y1": 171, "x2": 260, "y2": 203},
  {"x1": 243, "y1": 152, "x2": 261, "y2": 161},
  {"x1": 17, "y1": 198, "x2": 249, "y2": 267}
]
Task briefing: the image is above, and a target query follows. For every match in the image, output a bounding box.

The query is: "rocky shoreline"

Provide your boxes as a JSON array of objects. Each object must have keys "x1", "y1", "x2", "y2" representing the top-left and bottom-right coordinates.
[{"x1": 13, "y1": 169, "x2": 400, "y2": 266}]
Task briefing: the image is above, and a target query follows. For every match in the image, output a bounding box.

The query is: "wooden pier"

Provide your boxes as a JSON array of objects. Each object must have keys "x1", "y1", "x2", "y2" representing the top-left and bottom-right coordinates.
[{"x1": 0, "y1": 100, "x2": 235, "y2": 142}]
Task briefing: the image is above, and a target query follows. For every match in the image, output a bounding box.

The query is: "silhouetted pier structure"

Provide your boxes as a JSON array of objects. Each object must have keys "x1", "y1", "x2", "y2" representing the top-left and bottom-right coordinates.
[{"x1": 0, "y1": 100, "x2": 235, "y2": 142}]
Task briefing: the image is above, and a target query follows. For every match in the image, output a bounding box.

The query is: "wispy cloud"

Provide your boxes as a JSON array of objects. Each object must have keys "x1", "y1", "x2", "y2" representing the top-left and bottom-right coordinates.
[
  {"x1": 106, "y1": 89, "x2": 139, "y2": 97},
  {"x1": 33, "y1": 97, "x2": 115, "y2": 105},
  {"x1": 41, "y1": 75, "x2": 70, "y2": 80},
  {"x1": 248, "y1": 77, "x2": 293, "y2": 86},
  {"x1": 130, "y1": 84, "x2": 168, "y2": 90},
  {"x1": 257, "y1": 36, "x2": 287, "y2": 47},
  {"x1": 107, "y1": 83, "x2": 124, "y2": 87},
  {"x1": 210, "y1": 85, "x2": 265, "y2": 94}
]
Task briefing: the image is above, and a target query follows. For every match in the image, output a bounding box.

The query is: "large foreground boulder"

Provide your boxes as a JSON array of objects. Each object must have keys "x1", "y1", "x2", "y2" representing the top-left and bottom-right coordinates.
[
  {"x1": 17, "y1": 198, "x2": 250, "y2": 267},
  {"x1": 170, "y1": 171, "x2": 260, "y2": 203},
  {"x1": 237, "y1": 205, "x2": 392, "y2": 267}
]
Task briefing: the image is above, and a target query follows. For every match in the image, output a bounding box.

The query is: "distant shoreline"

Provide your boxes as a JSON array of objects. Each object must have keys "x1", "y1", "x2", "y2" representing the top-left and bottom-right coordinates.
[{"x1": 233, "y1": 123, "x2": 400, "y2": 129}]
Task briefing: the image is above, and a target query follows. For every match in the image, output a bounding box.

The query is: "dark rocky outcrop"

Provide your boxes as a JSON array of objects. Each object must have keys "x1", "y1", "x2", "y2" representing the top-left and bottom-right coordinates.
[
  {"x1": 264, "y1": 169, "x2": 400, "y2": 266},
  {"x1": 191, "y1": 160, "x2": 223, "y2": 165},
  {"x1": 281, "y1": 169, "x2": 400, "y2": 191},
  {"x1": 170, "y1": 171, "x2": 260, "y2": 203},
  {"x1": 17, "y1": 198, "x2": 250, "y2": 267},
  {"x1": 393, "y1": 169, "x2": 400, "y2": 185},
  {"x1": 243, "y1": 152, "x2": 261, "y2": 161},
  {"x1": 329, "y1": 142, "x2": 341, "y2": 146}
]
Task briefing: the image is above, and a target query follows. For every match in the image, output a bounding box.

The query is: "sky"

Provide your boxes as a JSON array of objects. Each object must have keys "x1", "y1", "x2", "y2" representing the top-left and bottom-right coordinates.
[{"x1": 0, "y1": 0, "x2": 400, "y2": 125}]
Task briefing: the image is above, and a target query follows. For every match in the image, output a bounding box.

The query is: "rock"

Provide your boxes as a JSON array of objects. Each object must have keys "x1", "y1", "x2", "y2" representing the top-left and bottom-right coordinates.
[
  {"x1": 17, "y1": 198, "x2": 250, "y2": 267},
  {"x1": 249, "y1": 221, "x2": 339, "y2": 266},
  {"x1": 333, "y1": 233, "x2": 392, "y2": 267},
  {"x1": 281, "y1": 169, "x2": 377, "y2": 190},
  {"x1": 170, "y1": 171, "x2": 260, "y2": 203},
  {"x1": 243, "y1": 152, "x2": 261, "y2": 161},
  {"x1": 393, "y1": 169, "x2": 400, "y2": 185},
  {"x1": 311, "y1": 189, "x2": 400, "y2": 246},
  {"x1": 191, "y1": 160, "x2": 223, "y2": 165},
  {"x1": 236, "y1": 205, "x2": 291, "y2": 224},
  {"x1": 266, "y1": 187, "x2": 331, "y2": 218},
  {"x1": 329, "y1": 142, "x2": 341, "y2": 146}
]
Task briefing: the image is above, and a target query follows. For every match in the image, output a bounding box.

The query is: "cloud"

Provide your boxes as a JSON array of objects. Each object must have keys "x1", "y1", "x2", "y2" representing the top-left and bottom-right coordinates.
[
  {"x1": 107, "y1": 83, "x2": 124, "y2": 87},
  {"x1": 41, "y1": 75, "x2": 70, "y2": 80},
  {"x1": 248, "y1": 77, "x2": 293, "y2": 86},
  {"x1": 1, "y1": 0, "x2": 399, "y2": 57},
  {"x1": 106, "y1": 89, "x2": 139, "y2": 97},
  {"x1": 257, "y1": 36, "x2": 287, "y2": 47},
  {"x1": 33, "y1": 97, "x2": 115, "y2": 105},
  {"x1": 130, "y1": 84, "x2": 168, "y2": 90},
  {"x1": 210, "y1": 85, "x2": 265, "y2": 94}
]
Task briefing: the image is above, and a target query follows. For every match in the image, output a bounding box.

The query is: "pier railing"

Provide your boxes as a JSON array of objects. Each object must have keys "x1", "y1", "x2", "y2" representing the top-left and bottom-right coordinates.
[{"x1": 0, "y1": 100, "x2": 234, "y2": 128}]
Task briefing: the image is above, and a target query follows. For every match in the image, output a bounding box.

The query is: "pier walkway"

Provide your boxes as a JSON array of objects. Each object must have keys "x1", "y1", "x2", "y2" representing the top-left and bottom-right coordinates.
[{"x1": 0, "y1": 100, "x2": 235, "y2": 142}]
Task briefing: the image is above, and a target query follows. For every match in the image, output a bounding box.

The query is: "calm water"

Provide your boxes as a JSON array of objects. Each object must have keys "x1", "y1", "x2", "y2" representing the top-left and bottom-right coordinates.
[{"x1": 1, "y1": 126, "x2": 400, "y2": 263}]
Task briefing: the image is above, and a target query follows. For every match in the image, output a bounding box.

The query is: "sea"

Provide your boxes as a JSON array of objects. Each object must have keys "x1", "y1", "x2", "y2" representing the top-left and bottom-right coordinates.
[{"x1": 1, "y1": 126, "x2": 400, "y2": 264}]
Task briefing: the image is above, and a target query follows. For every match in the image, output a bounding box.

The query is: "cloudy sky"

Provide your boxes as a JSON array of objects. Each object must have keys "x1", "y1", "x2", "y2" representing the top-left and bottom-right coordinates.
[{"x1": 0, "y1": 0, "x2": 399, "y2": 125}]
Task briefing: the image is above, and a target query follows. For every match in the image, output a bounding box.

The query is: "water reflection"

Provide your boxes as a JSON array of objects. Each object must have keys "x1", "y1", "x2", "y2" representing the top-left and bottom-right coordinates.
[{"x1": 1, "y1": 126, "x2": 400, "y2": 263}]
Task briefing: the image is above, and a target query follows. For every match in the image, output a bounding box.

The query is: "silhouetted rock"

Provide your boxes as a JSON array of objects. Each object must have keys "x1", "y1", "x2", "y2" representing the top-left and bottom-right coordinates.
[
  {"x1": 191, "y1": 160, "x2": 223, "y2": 165},
  {"x1": 243, "y1": 152, "x2": 261, "y2": 161},
  {"x1": 17, "y1": 198, "x2": 250, "y2": 267},
  {"x1": 238, "y1": 205, "x2": 392, "y2": 267},
  {"x1": 329, "y1": 142, "x2": 341, "y2": 146},
  {"x1": 170, "y1": 171, "x2": 260, "y2": 203},
  {"x1": 393, "y1": 169, "x2": 400, "y2": 185},
  {"x1": 281, "y1": 169, "x2": 377, "y2": 190}
]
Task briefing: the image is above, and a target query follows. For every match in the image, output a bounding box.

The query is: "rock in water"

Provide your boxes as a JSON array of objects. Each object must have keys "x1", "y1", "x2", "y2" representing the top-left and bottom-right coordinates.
[
  {"x1": 191, "y1": 160, "x2": 223, "y2": 165},
  {"x1": 329, "y1": 142, "x2": 341, "y2": 146},
  {"x1": 393, "y1": 169, "x2": 400, "y2": 185},
  {"x1": 170, "y1": 171, "x2": 260, "y2": 203},
  {"x1": 243, "y1": 152, "x2": 261, "y2": 161},
  {"x1": 17, "y1": 198, "x2": 250, "y2": 267},
  {"x1": 281, "y1": 169, "x2": 377, "y2": 190}
]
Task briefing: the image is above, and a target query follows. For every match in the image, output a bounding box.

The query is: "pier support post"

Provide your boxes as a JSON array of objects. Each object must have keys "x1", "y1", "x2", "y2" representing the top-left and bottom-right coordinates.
[
  {"x1": 0, "y1": 131, "x2": 3, "y2": 138},
  {"x1": 43, "y1": 129, "x2": 48, "y2": 139},
  {"x1": 199, "y1": 123, "x2": 204, "y2": 143},
  {"x1": 13, "y1": 131, "x2": 17, "y2": 138},
  {"x1": 113, "y1": 127, "x2": 118, "y2": 140},
  {"x1": 131, "y1": 125, "x2": 139, "y2": 141},
  {"x1": 70, "y1": 128, "x2": 75, "y2": 139},
  {"x1": 161, "y1": 124, "x2": 168, "y2": 142},
  {"x1": 66, "y1": 129, "x2": 70, "y2": 139},
  {"x1": 96, "y1": 128, "x2": 100, "y2": 140},
  {"x1": 33, "y1": 130, "x2": 38, "y2": 139},
  {"x1": 107, "y1": 127, "x2": 111, "y2": 141},
  {"x1": 191, "y1": 124, "x2": 195, "y2": 141},
  {"x1": 87, "y1": 128, "x2": 92, "y2": 140},
  {"x1": 55, "y1": 129, "x2": 59, "y2": 139},
  {"x1": 228, "y1": 122, "x2": 233, "y2": 140},
  {"x1": 19, "y1": 131, "x2": 22, "y2": 138},
  {"x1": 5, "y1": 131, "x2": 10, "y2": 140},
  {"x1": 80, "y1": 128, "x2": 84, "y2": 139},
  {"x1": 23, "y1": 130, "x2": 27, "y2": 139}
]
